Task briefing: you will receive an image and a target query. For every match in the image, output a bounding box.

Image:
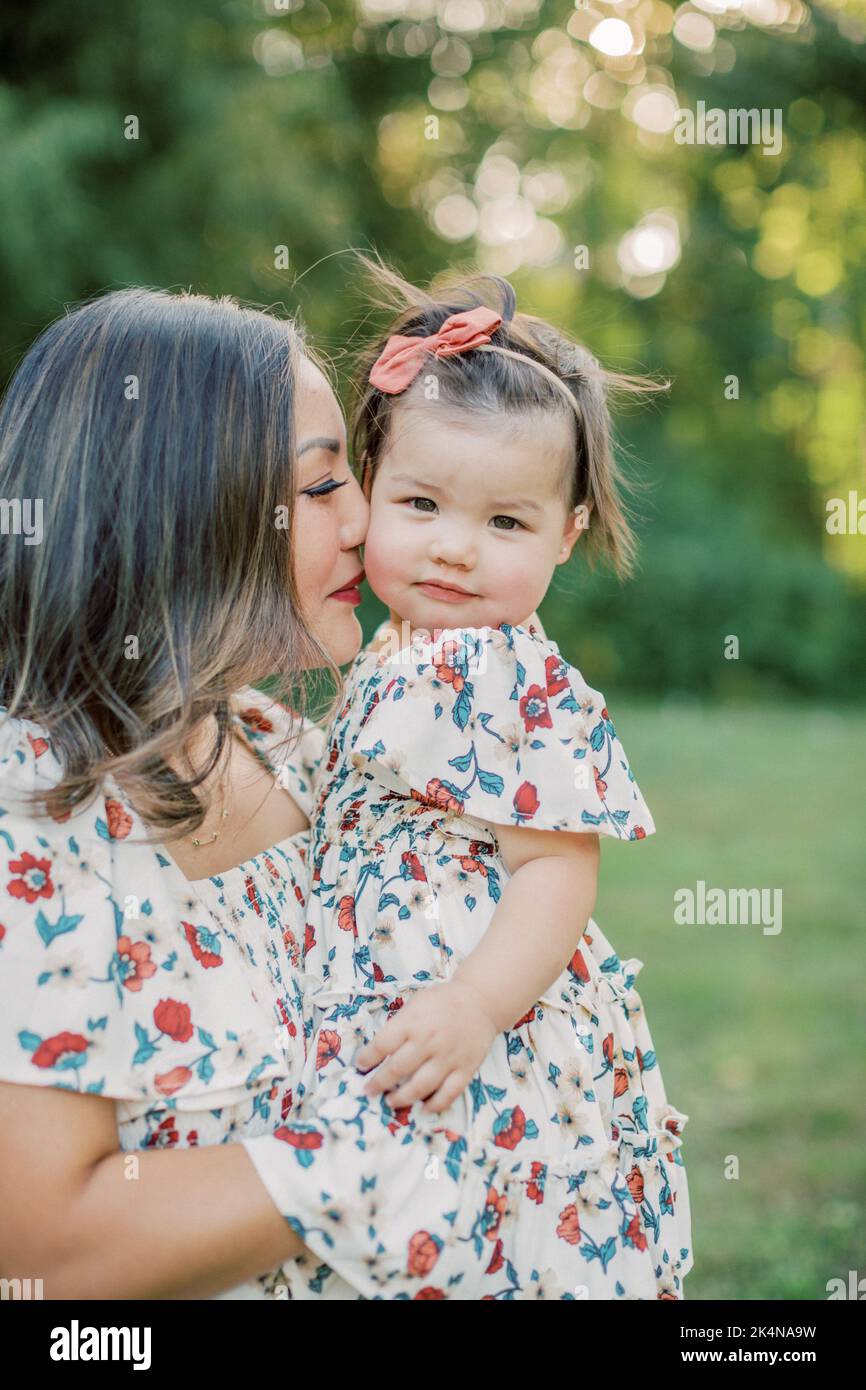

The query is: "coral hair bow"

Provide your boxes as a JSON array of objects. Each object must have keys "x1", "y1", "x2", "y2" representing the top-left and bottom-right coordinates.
[{"x1": 368, "y1": 305, "x2": 503, "y2": 394}]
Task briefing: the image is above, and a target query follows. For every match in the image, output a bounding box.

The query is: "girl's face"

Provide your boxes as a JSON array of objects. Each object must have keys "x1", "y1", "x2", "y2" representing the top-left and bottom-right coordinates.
[
  {"x1": 363, "y1": 402, "x2": 582, "y2": 634},
  {"x1": 292, "y1": 356, "x2": 369, "y2": 666}
]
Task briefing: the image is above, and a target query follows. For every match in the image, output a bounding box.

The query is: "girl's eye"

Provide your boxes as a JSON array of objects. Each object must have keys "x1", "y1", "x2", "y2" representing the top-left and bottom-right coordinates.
[
  {"x1": 408, "y1": 497, "x2": 437, "y2": 513},
  {"x1": 491, "y1": 515, "x2": 523, "y2": 531},
  {"x1": 303, "y1": 479, "x2": 349, "y2": 500}
]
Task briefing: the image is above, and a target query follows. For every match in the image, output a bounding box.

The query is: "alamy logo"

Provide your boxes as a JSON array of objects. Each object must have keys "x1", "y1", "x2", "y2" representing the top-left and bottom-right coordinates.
[
  {"x1": 49, "y1": 1320, "x2": 152, "y2": 1371},
  {"x1": 0, "y1": 1276, "x2": 43, "y2": 1299},
  {"x1": 0, "y1": 497, "x2": 43, "y2": 545},
  {"x1": 674, "y1": 880, "x2": 782, "y2": 935},
  {"x1": 674, "y1": 101, "x2": 783, "y2": 157}
]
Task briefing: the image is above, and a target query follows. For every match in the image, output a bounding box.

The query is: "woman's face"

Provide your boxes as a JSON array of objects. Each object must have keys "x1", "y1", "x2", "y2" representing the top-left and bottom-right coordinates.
[{"x1": 292, "y1": 355, "x2": 369, "y2": 667}]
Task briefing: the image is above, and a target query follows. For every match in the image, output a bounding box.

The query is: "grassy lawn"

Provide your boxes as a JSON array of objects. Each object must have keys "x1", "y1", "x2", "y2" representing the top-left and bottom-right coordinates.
[{"x1": 596, "y1": 699, "x2": 865, "y2": 1301}]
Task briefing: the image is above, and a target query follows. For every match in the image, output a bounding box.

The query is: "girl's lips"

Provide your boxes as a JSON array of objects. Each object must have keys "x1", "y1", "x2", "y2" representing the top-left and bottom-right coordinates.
[{"x1": 415, "y1": 581, "x2": 477, "y2": 604}]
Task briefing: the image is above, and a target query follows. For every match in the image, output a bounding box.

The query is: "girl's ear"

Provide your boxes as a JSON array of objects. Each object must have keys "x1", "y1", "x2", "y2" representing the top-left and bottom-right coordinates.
[{"x1": 557, "y1": 502, "x2": 591, "y2": 564}]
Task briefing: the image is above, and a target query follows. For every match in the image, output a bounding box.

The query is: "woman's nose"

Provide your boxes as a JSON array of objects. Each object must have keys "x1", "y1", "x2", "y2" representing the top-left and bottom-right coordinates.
[{"x1": 340, "y1": 471, "x2": 369, "y2": 550}]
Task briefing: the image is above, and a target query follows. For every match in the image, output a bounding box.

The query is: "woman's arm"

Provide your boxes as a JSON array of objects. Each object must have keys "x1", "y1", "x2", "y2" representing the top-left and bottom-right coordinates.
[{"x1": 0, "y1": 1081, "x2": 306, "y2": 1299}]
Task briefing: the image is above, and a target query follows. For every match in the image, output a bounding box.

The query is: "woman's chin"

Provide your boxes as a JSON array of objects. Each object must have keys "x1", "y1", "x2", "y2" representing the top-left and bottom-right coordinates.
[{"x1": 322, "y1": 608, "x2": 364, "y2": 667}]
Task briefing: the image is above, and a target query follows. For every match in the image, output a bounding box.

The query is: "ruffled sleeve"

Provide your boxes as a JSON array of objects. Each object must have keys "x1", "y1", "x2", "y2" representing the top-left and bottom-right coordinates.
[
  {"x1": 350, "y1": 624, "x2": 655, "y2": 841},
  {"x1": 231, "y1": 685, "x2": 325, "y2": 820},
  {"x1": 0, "y1": 700, "x2": 310, "y2": 1105}
]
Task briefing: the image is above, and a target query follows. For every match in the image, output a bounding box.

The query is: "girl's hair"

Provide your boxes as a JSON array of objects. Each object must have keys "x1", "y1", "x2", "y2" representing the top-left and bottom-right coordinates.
[
  {"x1": 351, "y1": 254, "x2": 670, "y2": 578},
  {"x1": 0, "y1": 286, "x2": 340, "y2": 837}
]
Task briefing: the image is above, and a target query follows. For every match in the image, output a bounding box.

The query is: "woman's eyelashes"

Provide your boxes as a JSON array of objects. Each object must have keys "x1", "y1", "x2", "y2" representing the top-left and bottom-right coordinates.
[
  {"x1": 302, "y1": 478, "x2": 350, "y2": 500},
  {"x1": 403, "y1": 497, "x2": 525, "y2": 531}
]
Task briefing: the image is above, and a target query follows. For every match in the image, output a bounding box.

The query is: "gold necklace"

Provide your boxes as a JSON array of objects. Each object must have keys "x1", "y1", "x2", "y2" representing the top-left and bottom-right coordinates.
[{"x1": 188, "y1": 737, "x2": 233, "y2": 849}]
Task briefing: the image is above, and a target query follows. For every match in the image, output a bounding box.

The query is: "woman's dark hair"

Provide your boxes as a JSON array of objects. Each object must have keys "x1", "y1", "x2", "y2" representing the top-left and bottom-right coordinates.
[
  {"x1": 0, "y1": 286, "x2": 338, "y2": 836},
  {"x1": 351, "y1": 254, "x2": 670, "y2": 578}
]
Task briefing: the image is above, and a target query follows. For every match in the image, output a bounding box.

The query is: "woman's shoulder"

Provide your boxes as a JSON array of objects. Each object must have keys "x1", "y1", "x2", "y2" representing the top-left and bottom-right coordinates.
[{"x1": 231, "y1": 684, "x2": 325, "y2": 812}]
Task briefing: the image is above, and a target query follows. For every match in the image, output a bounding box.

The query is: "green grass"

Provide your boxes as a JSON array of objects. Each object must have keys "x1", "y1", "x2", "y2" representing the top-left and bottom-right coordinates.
[{"x1": 597, "y1": 699, "x2": 866, "y2": 1301}]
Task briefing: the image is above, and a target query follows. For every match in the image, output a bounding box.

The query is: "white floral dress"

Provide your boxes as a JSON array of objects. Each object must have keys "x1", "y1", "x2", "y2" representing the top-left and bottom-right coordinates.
[
  {"x1": 0, "y1": 686, "x2": 323, "y2": 1299},
  {"x1": 266, "y1": 622, "x2": 693, "y2": 1300}
]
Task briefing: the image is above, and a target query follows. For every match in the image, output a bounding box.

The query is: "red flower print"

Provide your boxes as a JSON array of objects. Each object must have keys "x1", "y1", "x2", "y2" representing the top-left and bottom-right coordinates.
[
  {"x1": 27, "y1": 732, "x2": 49, "y2": 758},
  {"x1": 104, "y1": 798, "x2": 133, "y2": 840},
  {"x1": 407, "y1": 1230, "x2": 442, "y2": 1278},
  {"x1": 613, "y1": 1067, "x2": 629, "y2": 1098},
  {"x1": 593, "y1": 766, "x2": 607, "y2": 801},
  {"x1": 568, "y1": 947, "x2": 590, "y2": 985},
  {"x1": 485, "y1": 1239, "x2": 504, "y2": 1274},
  {"x1": 632, "y1": 826, "x2": 647, "y2": 840},
  {"x1": 658, "y1": 1290, "x2": 679, "y2": 1300},
  {"x1": 483, "y1": 1186, "x2": 508, "y2": 1241},
  {"x1": 273, "y1": 1125, "x2": 324, "y2": 1153},
  {"x1": 316, "y1": 1029, "x2": 342, "y2": 1070},
  {"x1": 326, "y1": 741, "x2": 339, "y2": 772},
  {"x1": 602, "y1": 1033, "x2": 615, "y2": 1068},
  {"x1": 154, "y1": 1065, "x2": 193, "y2": 1097},
  {"x1": 400, "y1": 851, "x2": 427, "y2": 882},
  {"x1": 304, "y1": 923, "x2": 316, "y2": 956},
  {"x1": 245, "y1": 876, "x2": 263, "y2": 917},
  {"x1": 664, "y1": 1114, "x2": 683, "y2": 1138},
  {"x1": 493, "y1": 1105, "x2": 527, "y2": 1151},
  {"x1": 519, "y1": 684, "x2": 552, "y2": 733},
  {"x1": 413, "y1": 779, "x2": 464, "y2": 815},
  {"x1": 0, "y1": 922, "x2": 5, "y2": 943},
  {"x1": 433, "y1": 639, "x2": 467, "y2": 693},
  {"x1": 182, "y1": 921, "x2": 223, "y2": 969},
  {"x1": 414, "y1": 1287, "x2": 446, "y2": 1300},
  {"x1": 556, "y1": 1203, "x2": 581, "y2": 1246},
  {"x1": 623, "y1": 1213, "x2": 647, "y2": 1252},
  {"x1": 280, "y1": 1088, "x2": 294, "y2": 1121},
  {"x1": 337, "y1": 895, "x2": 357, "y2": 935},
  {"x1": 526, "y1": 1161, "x2": 546, "y2": 1205},
  {"x1": 544, "y1": 654, "x2": 569, "y2": 697},
  {"x1": 512, "y1": 1005, "x2": 537, "y2": 1028},
  {"x1": 636, "y1": 1046, "x2": 644, "y2": 1071},
  {"x1": 512, "y1": 781, "x2": 539, "y2": 822},
  {"x1": 457, "y1": 854, "x2": 488, "y2": 877},
  {"x1": 239, "y1": 707, "x2": 273, "y2": 733},
  {"x1": 116, "y1": 935, "x2": 158, "y2": 991},
  {"x1": 31, "y1": 1031, "x2": 88, "y2": 1070},
  {"x1": 7, "y1": 851, "x2": 54, "y2": 904},
  {"x1": 153, "y1": 998, "x2": 193, "y2": 1043},
  {"x1": 626, "y1": 1165, "x2": 645, "y2": 1203}
]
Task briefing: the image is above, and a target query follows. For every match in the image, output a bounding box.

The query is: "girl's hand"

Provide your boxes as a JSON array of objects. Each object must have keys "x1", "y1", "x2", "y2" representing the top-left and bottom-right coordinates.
[{"x1": 355, "y1": 979, "x2": 499, "y2": 1115}]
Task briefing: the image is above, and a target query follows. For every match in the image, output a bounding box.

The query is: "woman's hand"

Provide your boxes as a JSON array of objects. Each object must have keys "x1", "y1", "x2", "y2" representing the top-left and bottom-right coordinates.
[{"x1": 355, "y1": 979, "x2": 499, "y2": 1115}]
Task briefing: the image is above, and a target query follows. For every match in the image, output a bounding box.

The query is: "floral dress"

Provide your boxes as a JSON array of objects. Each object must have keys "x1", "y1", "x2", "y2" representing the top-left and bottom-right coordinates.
[
  {"x1": 0, "y1": 685, "x2": 325, "y2": 1299},
  {"x1": 265, "y1": 621, "x2": 693, "y2": 1300}
]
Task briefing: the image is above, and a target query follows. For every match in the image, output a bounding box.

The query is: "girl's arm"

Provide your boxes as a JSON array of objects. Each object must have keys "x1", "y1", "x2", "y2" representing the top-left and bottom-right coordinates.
[
  {"x1": 0, "y1": 1081, "x2": 306, "y2": 1299},
  {"x1": 452, "y1": 824, "x2": 598, "y2": 1031},
  {"x1": 358, "y1": 827, "x2": 599, "y2": 1112}
]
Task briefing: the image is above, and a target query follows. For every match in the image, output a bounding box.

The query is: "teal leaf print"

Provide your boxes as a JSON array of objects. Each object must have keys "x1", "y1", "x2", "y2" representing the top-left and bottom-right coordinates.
[
  {"x1": 17, "y1": 1030, "x2": 41, "y2": 1052},
  {"x1": 197, "y1": 1027, "x2": 216, "y2": 1049},
  {"x1": 197, "y1": 1053, "x2": 215, "y2": 1083},
  {"x1": 86, "y1": 1080, "x2": 106, "y2": 1094},
  {"x1": 448, "y1": 750, "x2": 473, "y2": 773},
  {"x1": 95, "y1": 817, "x2": 110, "y2": 841},
  {"x1": 453, "y1": 687, "x2": 471, "y2": 731},
  {"x1": 35, "y1": 909, "x2": 83, "y2": 947},
  {"x1": 132, "y1": 1022, "x2": 159, "y2": 1067},
  {"x1": 88, "y1": 1017, "x2": 108, "y2": 1032},
  {"x1": 397, "y1": 905, "x2": 410, "y2": 920},
  {"x1": 464, "y1": 895, "x2": 476, "y2": 911},
  {"x1": 476, "y1": 768, "x2": 505, "y2": 796},
  {"x1": 589, "y1": 721, "x2": 605, "y2": 753}
]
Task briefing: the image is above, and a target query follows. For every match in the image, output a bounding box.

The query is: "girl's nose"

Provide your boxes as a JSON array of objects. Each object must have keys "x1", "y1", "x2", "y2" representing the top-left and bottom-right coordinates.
[{"x1": 429, "y1": 527, "x2": 476, "y2": 570}]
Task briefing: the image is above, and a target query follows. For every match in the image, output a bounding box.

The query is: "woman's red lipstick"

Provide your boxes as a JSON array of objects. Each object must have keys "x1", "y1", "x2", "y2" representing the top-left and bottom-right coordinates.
[{"x1": 329, "y1": 569, "x2": 365, "y2": 604}]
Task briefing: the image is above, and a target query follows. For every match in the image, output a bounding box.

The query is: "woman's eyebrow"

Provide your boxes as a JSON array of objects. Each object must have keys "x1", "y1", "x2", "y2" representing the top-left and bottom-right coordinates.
[{"x1": 298, "y1": 436, "x2": 341, "y2": 456}]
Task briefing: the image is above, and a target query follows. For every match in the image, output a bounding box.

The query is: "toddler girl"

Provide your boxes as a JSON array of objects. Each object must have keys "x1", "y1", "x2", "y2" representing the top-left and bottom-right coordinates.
[{"x1": 283, "y1": 264, "x2": 692, "y2": 1300}]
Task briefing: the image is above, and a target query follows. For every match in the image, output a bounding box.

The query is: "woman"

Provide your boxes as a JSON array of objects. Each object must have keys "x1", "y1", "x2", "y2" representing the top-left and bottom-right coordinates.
[{"x1": 0, "y1": 286, "x2": 378, "y2": 1298}]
